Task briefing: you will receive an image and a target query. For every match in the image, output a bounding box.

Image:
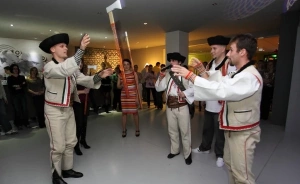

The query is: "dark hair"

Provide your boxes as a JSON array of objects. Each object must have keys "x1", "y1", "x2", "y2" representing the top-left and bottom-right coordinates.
[
  {"x1": 30, "y1": 67, "x2": 39, "y2": 78},
  {"x1": 156, "y1": 62, "x2": 160, "y2": 66},
  {"x1": 134, "y1": 65, "x2": 138, "y2": 67},
  {"x1": 161, "y1": 64, "x2": 166, "y2": 68},
  {"x1": 230, "y1": 34, "x2": 257, "y2": 60},
  {"x1": 123, "y1": 59, "x2": 131, "y2": 66},
  {"x1": 10, "y1": 64, "x2": 20, "y2": 74},
  {"x1": 4, "y1": 66, "x2": 10, "y2": 70}
]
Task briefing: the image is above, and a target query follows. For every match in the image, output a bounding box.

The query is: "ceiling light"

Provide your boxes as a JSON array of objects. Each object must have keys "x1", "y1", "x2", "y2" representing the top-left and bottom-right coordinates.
[
  {"x1": 80, "y1": 33, "x2": 83, "y2": 35},
  {"x1": 144, "y1": 23, "x2": 147, "y2": 25},
  {"x1": 34, "y1": 38, "x2": 37, "y2": 39},
  {"x1": 105, "y1": 37, "x2": 107, "y2": 39},
  {"x1": 49, "y1": 30, "x2": 52, "y2": 31},
  {"x1": 258, "y1": 37, "x2": 264, "y2": 39},
  {"x1": 10, "y1": 24, "x2": 13, "y2": 27},
  {"x1": 136, "y1": 42, "x2": 139, "y2": 44},
  {"x1": 103, "y1": 46, "x2": 106, "y2": 48}
]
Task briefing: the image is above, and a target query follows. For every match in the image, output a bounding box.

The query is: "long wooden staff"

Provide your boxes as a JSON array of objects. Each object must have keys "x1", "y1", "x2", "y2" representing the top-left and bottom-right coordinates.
[
  {"x1": 124, "y1": 31, "x2": 143, "y2": 109},
  {"x1": 107, "y1": 1, "x2": 129, "y2": 97}
]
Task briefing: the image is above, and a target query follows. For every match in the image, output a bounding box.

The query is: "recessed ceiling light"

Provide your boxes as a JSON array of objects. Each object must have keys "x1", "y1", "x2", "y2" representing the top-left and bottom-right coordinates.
[
  {"x1": 10, "y1": 24, "x2": 13, "y2": 27},
  {"x1": 34, "y1": 38, "x2": 37, "y2": 39},
  {"x1": 146, "y1": 46, "x2": 148, "y2": 48},
  {"x1": 103, "y1": 46, "x2": 106, "y2": 48},
  {"x1": 258, "y1": 37, "x2": 264, "y2": 39},
  {"x1": 105, "y1": 37, "x2": 107, "y2": 39},
  {"x1": 80, "y1": 33, "x2": 83, "y2": 35},
  {"x1": 144, "y1": 23, "x2": 147, "y2": 25},
  {"x1": 49, "y1": 30, "x2": 52, "y2": 31}
]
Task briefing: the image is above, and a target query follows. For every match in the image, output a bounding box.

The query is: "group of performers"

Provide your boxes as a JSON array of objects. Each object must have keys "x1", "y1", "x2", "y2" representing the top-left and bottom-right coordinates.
[{"x1": 39, "y1": 32, "x2": 261, "y2": 184}]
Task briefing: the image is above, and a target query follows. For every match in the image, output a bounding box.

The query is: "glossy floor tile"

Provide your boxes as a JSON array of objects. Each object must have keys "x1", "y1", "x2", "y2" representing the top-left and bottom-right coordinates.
[{"x1": 0, "y1": 105, "x2": 297, "y2": 184}]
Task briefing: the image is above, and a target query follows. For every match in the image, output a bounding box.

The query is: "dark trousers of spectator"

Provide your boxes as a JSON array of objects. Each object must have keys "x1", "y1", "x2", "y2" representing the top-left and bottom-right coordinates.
[
  {"x1": 73, "y1": 102, "x2": 89, "y2": 147},
  {"x1": 89, "y1": 89, "x2": 99, "y2": 113},
  {"x1": 0, "y1": 99, "x2": 12, "y2": 132},
  {"x1": 142, "y1": 82, "x2": 147, "y2": 102},
  {"x1": 156, "y1": 91, "x2": 164, "y2": 109},
  {"x1": 11, "y1": 93, "x2": 29, "y2": 128},
  {"x1": 146, "y1": 88, "x2": 157, "y2": 107},
  {"x1": 199, "y1": 110, "x2": 225, "y2": 158},
  {"x1": 260, "y1": 86, "x2": 274, "y2": 120},
  {"x1": 32, "y1": 95, "x2": 45, "y2": 128},
  {"x1": 113, "y1": 89, "x2": 121, "y2": 110}
]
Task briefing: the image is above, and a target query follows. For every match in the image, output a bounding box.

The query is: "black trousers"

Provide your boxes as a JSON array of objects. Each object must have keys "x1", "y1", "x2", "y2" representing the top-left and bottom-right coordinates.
[
  {"x1": 199, "y1": 110, "x2": 225, "y2": 158},
  {"x1": 113, "y1": 89, "x2": 121, "y2": 110},
  {"x1": 73, "y1": 102, "x2": 88, "y2": 143},
  {"x1": 11, "y1": 93, "x2": 29, "y2": 127},
  {"x1": 156, "y1": 91, "x2": 164, "y2": 109},
  {"x1": 146, "y1": 88, "x2": 157, "y2": 107},
  {"x1": 32, "y1": 95, "x2": 45, "y2": 128}
]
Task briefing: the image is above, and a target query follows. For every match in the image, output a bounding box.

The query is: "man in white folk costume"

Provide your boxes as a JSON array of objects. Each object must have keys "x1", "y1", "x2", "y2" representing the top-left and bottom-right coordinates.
[
  {"x1": 192, "y1": 35, "x2": 236, "y2": 168},
  {"x1": 39, "y1": 33, "x2": 113, "y2": 184},
  {"x1": 171, "y1": 34, "x2": 262, "y2": 184},
  {"x1": 155, "y1": 52, "x2": 194, "y2": 165}
]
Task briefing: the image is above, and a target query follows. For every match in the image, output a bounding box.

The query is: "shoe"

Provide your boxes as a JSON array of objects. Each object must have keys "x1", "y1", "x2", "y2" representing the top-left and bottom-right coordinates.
[
  {"x1": 216, "y1": 157, "x2": 224, "y2": 167},
  {"x1": 52, "y1": 170, "x2": 67, "y2": 184},
  {"x1": 5, "y1": 130, "x2": 14, "y2": 135},
  {"x1": 74, "y1": 145, "x2": 83, "y2": 156},
  {"x1": 192, "y1": 148, "x2": 210, "y2": 154},
  {"x1": 185, "y1": 153, "x2": 192, "y2": 165},
  {"x1": 122, "y1": 129, "x2": 127, "y2": 138},
  {"x1": 167, "y1": 152, "x2": 180, "y2": 159},
  {"x1": 80, "y1": 140, "x2": 91, "y2": 149},
  {"x1": 135, "y1": 130, "x2": 140, "y2": 137},
  {"x1": 62, "y1": 169, "x2": 83, "y2": 178}
]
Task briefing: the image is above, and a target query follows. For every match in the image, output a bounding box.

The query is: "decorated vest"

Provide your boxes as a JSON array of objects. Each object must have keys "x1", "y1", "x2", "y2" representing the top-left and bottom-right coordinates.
[{"x1": 219, "y1": 64, "x2": 262, "y2": 131}]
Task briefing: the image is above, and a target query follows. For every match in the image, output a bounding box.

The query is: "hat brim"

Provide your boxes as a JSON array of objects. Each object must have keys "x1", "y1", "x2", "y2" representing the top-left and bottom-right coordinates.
[{"x1": 39, "y1": 33, "x2": 69, "y2": 54}]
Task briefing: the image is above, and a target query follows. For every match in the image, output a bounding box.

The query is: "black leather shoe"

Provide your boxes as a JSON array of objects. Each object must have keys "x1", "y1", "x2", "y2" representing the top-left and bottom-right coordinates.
[
  {"x1": 62, "y1": 169, "x2": 83, "y2": 178},
  {"x1": 52, "y1": 170, "x2": 67, "y2": 184},
  {"x1": 185, "y1": 153, "x2": 192, "y2": 165},
  {"x1": 167, "y1": 152, "x2": 180, "y2": 159}
]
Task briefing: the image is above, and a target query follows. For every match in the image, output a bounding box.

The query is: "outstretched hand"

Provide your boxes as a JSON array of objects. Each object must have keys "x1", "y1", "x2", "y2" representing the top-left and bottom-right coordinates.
[
  {"x1": 171, "y1": 65, "x2": 190, "y2": 78},
  {"x1": 98, "y1": 68, "x2": 113, "y2": 78},
  {"x1": 80, "y1": 34, "x2": 90, "y2": 50}
]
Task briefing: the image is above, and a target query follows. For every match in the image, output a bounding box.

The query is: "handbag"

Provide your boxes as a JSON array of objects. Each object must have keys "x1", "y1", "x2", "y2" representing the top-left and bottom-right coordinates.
[{"x1": 169, "y1": 71, "x2": 195, "y2": 119}]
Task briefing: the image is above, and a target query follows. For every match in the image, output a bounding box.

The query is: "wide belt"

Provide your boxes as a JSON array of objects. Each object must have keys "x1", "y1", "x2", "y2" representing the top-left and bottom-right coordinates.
[{"x1": 167, "y1": 96, "x2": 187, "y2": 108}]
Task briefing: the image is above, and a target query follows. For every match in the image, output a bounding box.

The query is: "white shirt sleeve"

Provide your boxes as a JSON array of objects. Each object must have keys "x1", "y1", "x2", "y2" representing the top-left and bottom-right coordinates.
[{"x1": 194, "y1": 71, "x2": 261, "y2": 101}]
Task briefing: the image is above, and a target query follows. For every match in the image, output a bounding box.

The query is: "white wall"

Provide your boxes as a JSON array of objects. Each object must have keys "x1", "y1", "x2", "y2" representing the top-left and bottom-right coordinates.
[{"x1": 0, "y1": 37, "x2": 52, "y2": 76}]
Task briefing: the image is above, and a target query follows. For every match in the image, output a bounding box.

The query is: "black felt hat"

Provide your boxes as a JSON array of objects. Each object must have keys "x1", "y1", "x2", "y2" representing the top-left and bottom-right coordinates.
[
  {"x1": 167, "y1": 52, "x2": 186, "y2": 63},
  {"x1": 207, "y1": 35, "x2": 230, "y2": 46},
  {"x1": 39, "y1": 33, "x2": 69, "y2": 54}
]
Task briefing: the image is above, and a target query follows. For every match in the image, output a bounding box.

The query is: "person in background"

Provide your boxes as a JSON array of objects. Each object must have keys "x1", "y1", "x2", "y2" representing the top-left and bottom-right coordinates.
[
  {"x1": 144, "y1": 65, "x2": 157, "y2": 108},
  {"x1": 73, "y1": 62, "x2": 91, "y2": 156},
  {"x1": 141, "y1": 65, "x2": 148, "y2": 102},
  {"x1": 0, "y1": 80, "x2": 17, "y2": 135},
  {"x1": 100, "y1": 62, "x2": 112, "y2": 113},
  {"x1": 117, "y1": 59, "x2": 140, "y2": 138},
  {"x1": 7, "y1": 64, "x2": 29, "y2": 129},
  {"x1": 27, "y1": 67, "x2": 45, "y2": 128},
  {"x1": 152, "y1": 62, "x2": 161, "y2": 75},
  {"x1": 134, "y1": 65, "x2": 142, "y2": 83},
  {"x1": 156, "y1": 64, "x2": 165, "y2": 110},
  {"x1": 112, "y1": 66, "x2": 122, "y2": 111}
]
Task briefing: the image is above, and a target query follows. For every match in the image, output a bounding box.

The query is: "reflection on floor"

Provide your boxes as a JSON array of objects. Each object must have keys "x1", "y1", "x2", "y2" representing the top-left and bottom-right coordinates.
[{"x1": 0, "y1": 104, "x2": 296, "y2": 184}]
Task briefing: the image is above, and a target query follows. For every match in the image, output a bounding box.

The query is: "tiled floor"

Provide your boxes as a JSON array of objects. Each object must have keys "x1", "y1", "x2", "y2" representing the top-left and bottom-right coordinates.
[{"x1": 0, "y1": 104, "x2": 298, "y2": 184}]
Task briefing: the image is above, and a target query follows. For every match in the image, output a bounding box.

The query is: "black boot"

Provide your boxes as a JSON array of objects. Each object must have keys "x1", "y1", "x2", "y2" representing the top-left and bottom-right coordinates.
[
  {"x1": 80, "y1": 139, "x2": 91, "y2": 149},
  {"x1": 74, "y1": 143, "x2": 83, "y2": 155},
  {"x1": 167, "y1": 152, "x2": 180, "y2": 159},
  {"x1": 52, "y1": 170, "x2": 67, "y2": 184},
  {"x1": 62, "y1": 169, "x2": 83, "y2": 178}
]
